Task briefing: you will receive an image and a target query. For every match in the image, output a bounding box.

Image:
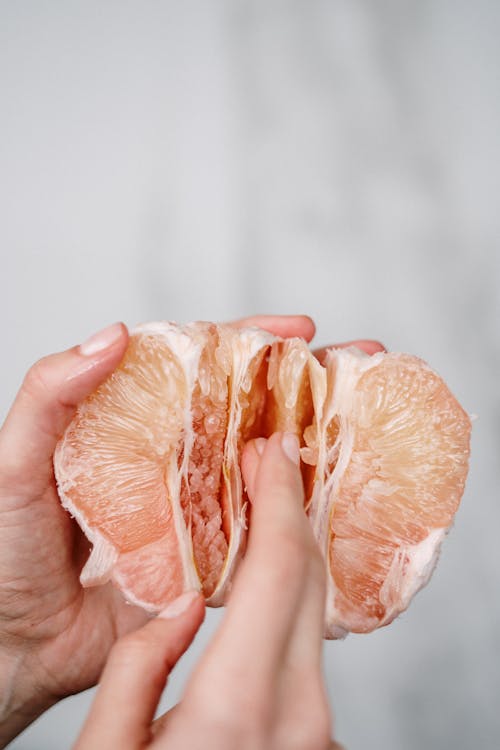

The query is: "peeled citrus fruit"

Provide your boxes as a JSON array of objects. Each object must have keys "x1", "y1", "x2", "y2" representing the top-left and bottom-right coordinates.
[{"x1": 54, "y1": 321, "x2": 471, "y2": 636}]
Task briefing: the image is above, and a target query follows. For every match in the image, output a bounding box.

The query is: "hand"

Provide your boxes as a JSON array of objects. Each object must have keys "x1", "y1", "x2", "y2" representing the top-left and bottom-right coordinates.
[
  {"x1": 0, "y1": 312, "x2": 381, "y2": 745},
  {"x1": 0, "y1": 315, "x2": 320, "y2": 745},
  {"x1": 75, "y1": 433, "x2": 344, "y2": 750}
]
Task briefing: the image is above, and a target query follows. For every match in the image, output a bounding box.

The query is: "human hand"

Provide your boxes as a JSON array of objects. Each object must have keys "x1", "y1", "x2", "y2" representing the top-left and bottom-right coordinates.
[
  {"x1": 0, "y1": 312, "x2": 381, "y2": 746},
  {"x1": 75, "y1": 432, "x2": 344, "y2": 750},
  {"x1": 0, "y1": 315, "x2": 322, "y2": 746}
]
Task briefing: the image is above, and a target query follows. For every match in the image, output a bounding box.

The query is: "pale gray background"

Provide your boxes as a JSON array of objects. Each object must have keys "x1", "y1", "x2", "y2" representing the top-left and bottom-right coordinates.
[{"x1": 1, "y1": 1, "x2": 499, "y2": 748}]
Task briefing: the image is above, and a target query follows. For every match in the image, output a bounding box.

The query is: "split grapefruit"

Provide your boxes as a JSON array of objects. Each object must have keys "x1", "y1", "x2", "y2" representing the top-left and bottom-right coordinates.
[{"x1": 54, "y1": 322, "x2": 471, "y2": 636}]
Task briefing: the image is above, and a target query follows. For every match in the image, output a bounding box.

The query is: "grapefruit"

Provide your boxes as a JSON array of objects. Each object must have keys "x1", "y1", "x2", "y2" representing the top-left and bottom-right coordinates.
[{"x1": 54, "y1": 321, "x2": 471, "y2": 636}]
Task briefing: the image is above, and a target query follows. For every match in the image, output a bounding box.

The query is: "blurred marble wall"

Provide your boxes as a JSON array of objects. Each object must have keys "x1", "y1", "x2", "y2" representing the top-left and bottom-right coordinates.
[{"x1": 1, "y1": 2, "x2": 499, "y2": 748}]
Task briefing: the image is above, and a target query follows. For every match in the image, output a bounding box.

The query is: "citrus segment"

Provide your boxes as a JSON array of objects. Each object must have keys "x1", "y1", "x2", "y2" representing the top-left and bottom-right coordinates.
[
  {"x1": 55, "y1": 325, "x2": 203, "y2": 609},
  {"x1": 266, "y1": 339, "x2": 317, "y2": 502},
  {"x1": 56, "y1": 331, "x2": 188, "y2": 557},
  {"x1": 322, "y1": 351, "x2": 471, "y2": 633}
]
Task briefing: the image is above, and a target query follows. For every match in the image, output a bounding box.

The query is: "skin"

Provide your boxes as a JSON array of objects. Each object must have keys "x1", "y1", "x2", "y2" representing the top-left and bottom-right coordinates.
[{"x1": 0, "y1": 315, "x2": 384, "y2": 748}]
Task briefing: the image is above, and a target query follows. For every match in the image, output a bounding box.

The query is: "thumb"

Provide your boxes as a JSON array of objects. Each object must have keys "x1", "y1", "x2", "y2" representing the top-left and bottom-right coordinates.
[
  {"x1": 75, "y1": 590, "x2": 205, "y2": 750},
  {"x1": 0, "y1": 322, "x2": 128, "y2": 492}
]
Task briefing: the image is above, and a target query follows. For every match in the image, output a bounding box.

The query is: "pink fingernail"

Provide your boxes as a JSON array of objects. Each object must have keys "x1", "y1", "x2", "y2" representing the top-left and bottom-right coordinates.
[
  {"x1": 157, "y1": 591, "x2": 199, "y2": 619},
  {"x1": 254, "y1": 438, "x2": 267, "y2": 456},
  {"x1": 281, "y1": 432, "x2": 300, "y2": 465},
  {"x1": 79, "y1": 323, "x2": 124, "y2": 356}
]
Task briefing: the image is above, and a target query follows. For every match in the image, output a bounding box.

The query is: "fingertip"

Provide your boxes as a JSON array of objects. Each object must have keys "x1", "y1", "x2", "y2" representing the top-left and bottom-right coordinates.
[
  {"x1": 229, "y1": 314, "x2": 316, "y2": 342},
  {"x1": 299, "y1": 315, "x2": 316, "y2": 343},
  {"x1": 281, "y1": 432, "x2": 300, "y2": 465},
  {"x1": 241, "y1": 438, "x2": 267, "y2": 502},
  {"x1": 157, "y1": 590, "x2": 203, "y2": 620},
  {"x1": 64, "y1": 323, "x2": 129, "y2": 392},
  {"x1": 253, "y1": 437, "x2": 267, "y2": 457},
  {"x1": 253, "y1": 432, "x2": 305, "y2": 505},
  {"x1": 313, "y1": 339, "x2": 387, "y2": 364},
  {"x1": 344, "y1": 339, "x2": 386, "y2": 355},
  {"x1": 339, "y1": 339, "x2": 386, "y2": 355},
  {"x1": 152, "y1": 592, "x2": 206, "y2": 668},
  {"x1": 76, "y1": 321, "x2": 129, "y2": 359},
  {"x1": 156, "y1": 592, "x2": 207, "y2": 649},
  {"x1": 275, "y1": 314, "x2": 316, "y2": 342},
  {"x1": 362, "y1": 339, "x2": 386, "y2": 354}
]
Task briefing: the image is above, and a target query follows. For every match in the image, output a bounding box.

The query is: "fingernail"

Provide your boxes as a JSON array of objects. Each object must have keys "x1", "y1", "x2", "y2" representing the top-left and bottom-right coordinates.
[
  {"x1": 79, "y1": 323, "x2": 124, "y2": 356},
  {"x1": 281, "y1": 432, "x2": 300, "y2": 465},
  {"x1": 254, "y1": 438, "x2": 267, "y2": 456},
  {"x1": 157, "y1": 590, "x2": 199, "y2": 619}
]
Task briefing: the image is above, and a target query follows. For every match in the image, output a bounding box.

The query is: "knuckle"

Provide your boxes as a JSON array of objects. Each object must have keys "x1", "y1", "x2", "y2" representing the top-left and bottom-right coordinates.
[
  {"x1": 308, "y1": 544, "x2": 327, "y2": 588},
  {"x1": 23, "y1": 356, "x2": 54, "y2": 398},
  {"x1": 275, "y1": 470, "x2": 304, "y2": 501},
  {"x1": 278, "y1": 685, "x2": 331, "y2": 750},
  {"x1": 283, "y1": 710, "x2": 331, "y2": 750},
  {"x1": 187, "y1": 690, "x2": 271, "y2": 746},
  {"x1": 275, "y1": 526, "x2": 309, "y2": 563},
  {"x1": 251, "y1": 523, "x2": 328, "y2": 598},
  {"x1": 108, "y1": 630, "x2": 151, "y2": 667},
  {"x1": 249, "y1": 522, "x2": 310, "y2": 586},
  {"x1": 266, "y1": 531, "x2": 309, "y2": 587},
  {"x1": 308, "y1": 692, "x2": 332, "y2": 749},
  {"x1": 310, "y1": 711, "x2": 333, "y2": 750}
]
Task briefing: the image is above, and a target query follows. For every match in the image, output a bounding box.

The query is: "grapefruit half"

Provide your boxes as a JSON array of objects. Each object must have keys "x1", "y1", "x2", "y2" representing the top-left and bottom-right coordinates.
[{"x1": 54, "y1": 322, "x2": 471, "y2": 636}]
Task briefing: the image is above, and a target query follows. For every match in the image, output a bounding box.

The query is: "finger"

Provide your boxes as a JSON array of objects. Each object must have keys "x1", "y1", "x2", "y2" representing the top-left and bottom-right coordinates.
[
  {"x1": 313, "y1": 338, "x2": 386, "y2": 365},
  {"x1": 241, "y1": 434, "x2": 326, "y2": 676},
  {"x1": 240, "y1": 439, "x2": 326, "y2": 675},
  {"x1": 74, "y1": 591, "x2": 205, "y2": 750},
  {"x1": 0, "y1": 323, "x2": 128, "y2": 492},
  {"x1": 206, "y1": 433, "x2": 310, "y2": 679},
  {"x1": 228, "y1": 314, "x2": 316, "y2": 343},
  {"x1": 240, "y1": 438, "x2": 267, "y2": 502},
  {"x1": 284, "y1": 532, "x2": 326, "y2": 669}
]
